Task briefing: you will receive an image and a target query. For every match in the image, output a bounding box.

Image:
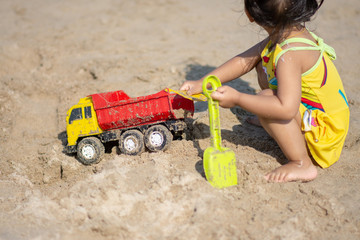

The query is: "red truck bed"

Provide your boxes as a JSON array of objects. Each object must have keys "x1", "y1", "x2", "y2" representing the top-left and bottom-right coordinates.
[{"x1": 89, "y1": 89, "x2": 194, "y2": 131}]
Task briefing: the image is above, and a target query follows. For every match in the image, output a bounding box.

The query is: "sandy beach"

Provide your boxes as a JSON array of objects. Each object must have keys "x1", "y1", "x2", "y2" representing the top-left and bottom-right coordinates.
[{"x1": 0, "y1": 0, "x2": 359, "y2": 239}]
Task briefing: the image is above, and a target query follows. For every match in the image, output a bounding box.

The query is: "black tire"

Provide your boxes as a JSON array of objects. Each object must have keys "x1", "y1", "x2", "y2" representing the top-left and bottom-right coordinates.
[
  {"x1": 77, "y1": 137, "x2": 104, "y2": 165},
  {"x1": 144, "y1": 125, "x2": 172, "y2": 152},
  {"x1": 119, "y1": 129, "x2": 145, "y2": 155}
]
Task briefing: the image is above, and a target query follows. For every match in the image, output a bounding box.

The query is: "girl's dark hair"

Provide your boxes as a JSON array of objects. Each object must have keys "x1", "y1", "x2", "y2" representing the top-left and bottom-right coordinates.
[{"x1": 245, "y1": 0, "x2": 324, "y2": 43}]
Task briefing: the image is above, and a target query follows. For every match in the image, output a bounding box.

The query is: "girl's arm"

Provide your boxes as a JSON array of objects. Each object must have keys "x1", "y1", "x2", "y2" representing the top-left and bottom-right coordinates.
[
  {"x1": 180, "y1": 38, "x2": 269, "y2": 95},
  {"x1": 212, "y1": 50, "x2": 303, "y2": 120}
]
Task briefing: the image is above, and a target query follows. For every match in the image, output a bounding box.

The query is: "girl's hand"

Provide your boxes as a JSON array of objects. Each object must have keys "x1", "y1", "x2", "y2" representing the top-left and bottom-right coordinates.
[
  {"x1": 180, "y1": 79, "x2": 203, "y2": 95},
  {"x1": 210, "y1": 86, "x2": 239, "y2": 108}
]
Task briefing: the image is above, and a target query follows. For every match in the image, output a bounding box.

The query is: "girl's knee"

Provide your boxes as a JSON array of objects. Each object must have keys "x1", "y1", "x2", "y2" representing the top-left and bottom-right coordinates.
[
  {"x1": 256, "y1": 62, "x2": 269, "y2": 90},
  {"x1": 257, "y1": 88, "x2": 276, "y2": 96}
]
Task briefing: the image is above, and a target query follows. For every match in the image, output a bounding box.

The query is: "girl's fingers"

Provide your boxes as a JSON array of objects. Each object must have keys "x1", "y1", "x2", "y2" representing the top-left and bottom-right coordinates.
[
  {"x1": 179, "y1": 83, "x2": 190, "y2": 91},
  {"x1": 210, "y1": 91, "x2": 223, "y2": 101},
  {"x1": 210, "y1": 86, "x2": 226, "y2": 99},
  {"x1": 180, "y1": 80, "x2": 202, "y2": 95},
  {"x1": 216, "y1": 86, "x2": 226, "y2": 93}
]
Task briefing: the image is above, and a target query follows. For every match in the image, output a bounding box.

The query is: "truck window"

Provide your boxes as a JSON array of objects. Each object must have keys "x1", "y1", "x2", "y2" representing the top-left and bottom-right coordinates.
[
  {"x1": 69, "y1": 108, "x2": 82, "y2": 124},
  {"x1": 85, "y1": 106, "x2": 92, "y2": 119}
]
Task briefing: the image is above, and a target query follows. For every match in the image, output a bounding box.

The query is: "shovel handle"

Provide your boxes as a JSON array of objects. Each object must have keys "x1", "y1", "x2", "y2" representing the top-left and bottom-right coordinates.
[{"x1": 202, "y1": 75, "x2": 222, "y2": 150}]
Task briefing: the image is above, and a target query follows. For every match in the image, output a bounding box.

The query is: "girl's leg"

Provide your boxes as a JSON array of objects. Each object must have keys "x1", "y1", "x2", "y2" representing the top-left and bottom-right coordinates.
[
  {"x1": 258, "y1": 89, "x2": 318, "y2": 182},
  {"x1": 256, "y1": 61, "x2": 269, "y2": 90},
  {"x1": 247, "y1": 62, "x2": 269, "y2": 126}
]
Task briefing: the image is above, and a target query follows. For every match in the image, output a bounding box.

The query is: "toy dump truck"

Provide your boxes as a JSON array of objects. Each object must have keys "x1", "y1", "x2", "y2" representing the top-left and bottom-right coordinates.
[{"x1": 65, "y1": 89, "x2": 194, "y2": 165}]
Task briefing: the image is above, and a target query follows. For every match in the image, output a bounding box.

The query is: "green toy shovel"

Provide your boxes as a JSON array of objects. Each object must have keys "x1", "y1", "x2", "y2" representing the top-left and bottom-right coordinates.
[{"x1": 202, "y1": 75, "x2": 238, "y2": 188}]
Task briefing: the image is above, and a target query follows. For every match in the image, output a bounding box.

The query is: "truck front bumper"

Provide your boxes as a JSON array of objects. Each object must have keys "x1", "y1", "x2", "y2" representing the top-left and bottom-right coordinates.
[{"x1": 65, "y1": 145, "x2": 77, "y2": 154}]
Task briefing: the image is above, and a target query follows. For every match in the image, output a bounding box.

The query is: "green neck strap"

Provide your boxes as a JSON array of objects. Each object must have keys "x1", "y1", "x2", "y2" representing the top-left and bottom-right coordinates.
[{"x1": 274, "y1": 31, "x2": 336, "y2": 76}]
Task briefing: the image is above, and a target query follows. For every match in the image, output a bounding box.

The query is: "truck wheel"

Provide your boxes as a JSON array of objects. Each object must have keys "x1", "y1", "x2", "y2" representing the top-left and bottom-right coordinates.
[
  {"x1": 144, "y1": 125, "x2": 172, "y2": 152},
  {"x1": 119, "y1": 129, "x2": 145, "y2": 155},
  {"x1": 77, "y1": 137, "x2": 104, "y2": 165}
]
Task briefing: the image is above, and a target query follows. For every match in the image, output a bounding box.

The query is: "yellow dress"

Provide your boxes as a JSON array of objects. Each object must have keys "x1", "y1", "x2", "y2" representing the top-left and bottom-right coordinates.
[{"x1": 261, "y1": 31, "x2": 350, "y2": 168}]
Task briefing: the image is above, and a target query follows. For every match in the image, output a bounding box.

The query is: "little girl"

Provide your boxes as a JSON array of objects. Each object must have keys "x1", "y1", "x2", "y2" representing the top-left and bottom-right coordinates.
[{"x1": 180, "y1": 0, "x2": 350, "y2": 182}]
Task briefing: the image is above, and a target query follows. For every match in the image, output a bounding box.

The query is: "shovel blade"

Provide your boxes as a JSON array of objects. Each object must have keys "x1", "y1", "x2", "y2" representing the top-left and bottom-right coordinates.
[{"x1": 203, "y1": 147, "x2": 238, "y2": 188}]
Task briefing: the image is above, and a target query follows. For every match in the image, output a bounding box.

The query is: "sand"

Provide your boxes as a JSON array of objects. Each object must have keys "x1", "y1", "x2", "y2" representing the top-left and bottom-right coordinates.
[{"x1": 0, "y1": 0, "x2": 359, "y2": 239}]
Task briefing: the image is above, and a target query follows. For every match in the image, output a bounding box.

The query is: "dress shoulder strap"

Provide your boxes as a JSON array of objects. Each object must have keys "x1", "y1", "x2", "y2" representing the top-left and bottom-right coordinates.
[
  {"x1": 274, "y1": 31, "x2": 337, "y2": 76},
  {"x1": 279, "y1": 37, "x2": 319, "y2": 48}
]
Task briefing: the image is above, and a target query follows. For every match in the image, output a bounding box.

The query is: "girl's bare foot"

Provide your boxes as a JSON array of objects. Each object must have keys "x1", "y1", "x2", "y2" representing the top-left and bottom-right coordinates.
[
  {"x1": 246, "y1": 115, "x2": 262, "y2": 127},
  {"x1": 264, "y1": 161, "x2": 318, "y2": 182}
]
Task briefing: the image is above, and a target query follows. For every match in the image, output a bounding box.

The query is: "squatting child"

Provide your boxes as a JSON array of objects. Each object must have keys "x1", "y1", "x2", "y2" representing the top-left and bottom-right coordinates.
[{"x1": 180, "y1": 0, "x2": 350, "y2": 182}]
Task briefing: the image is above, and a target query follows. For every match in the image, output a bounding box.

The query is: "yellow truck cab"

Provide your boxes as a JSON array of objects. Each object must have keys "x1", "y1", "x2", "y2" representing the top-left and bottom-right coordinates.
[{"x1": 65, "y1": 97, "x2": 103, "y2": 153}]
